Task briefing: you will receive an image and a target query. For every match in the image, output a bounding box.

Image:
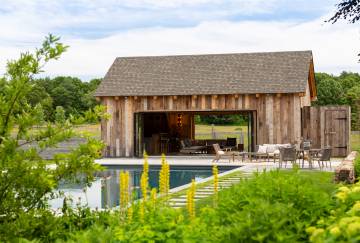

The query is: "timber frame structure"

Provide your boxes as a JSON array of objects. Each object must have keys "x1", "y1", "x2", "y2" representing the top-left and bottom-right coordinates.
[{"x1": 96, "y1": 51, "x2": 321, "y2": 157}]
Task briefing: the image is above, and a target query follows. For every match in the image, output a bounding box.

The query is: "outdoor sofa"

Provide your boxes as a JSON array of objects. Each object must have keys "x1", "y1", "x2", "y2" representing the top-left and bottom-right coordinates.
[{"x1": 254, "y1": 143, "x2": 292, "y2": 162}]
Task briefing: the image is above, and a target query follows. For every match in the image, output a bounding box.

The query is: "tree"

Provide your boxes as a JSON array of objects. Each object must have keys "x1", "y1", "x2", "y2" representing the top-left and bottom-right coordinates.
[
  {"x1": 33, "y1": 76, "x2": 101, "y2": 121},
  {"x1": 0, "y1": 35, "x2": 104, "y2": 240},
  {"x1": 55, "y1": 106, "x2": 66, "y2": 124},
  {"x1": 345, "y1": 85, "x2": 360, "y2": 129},
  {"x1": 328, "y1": 0, "x2": 360, "y2": 23},
  {"x1": 315, "y1": 75, "x2": 346, "y2": 105}
]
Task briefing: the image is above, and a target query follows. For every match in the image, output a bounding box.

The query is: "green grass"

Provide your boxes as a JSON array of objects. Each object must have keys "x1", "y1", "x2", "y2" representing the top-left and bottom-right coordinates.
[
  {"x1": 351, "y1": 132, "x2": 360, "y2": 152},
  {"x1": 196, "y1": 170, "x2": 336, "y2": 207},
  {"x1": 34, "y1": 123, "x2": 360, "y2": 154}
]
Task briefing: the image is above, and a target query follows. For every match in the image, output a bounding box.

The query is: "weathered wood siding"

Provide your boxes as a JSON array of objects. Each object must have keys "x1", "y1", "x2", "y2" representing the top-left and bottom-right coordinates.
[
  {"x1": 302, "y1": 106, "x2": 351, "y2": 157},
  {"x1": 101, "y1": 93, "x2": 305, "y2": 157}
]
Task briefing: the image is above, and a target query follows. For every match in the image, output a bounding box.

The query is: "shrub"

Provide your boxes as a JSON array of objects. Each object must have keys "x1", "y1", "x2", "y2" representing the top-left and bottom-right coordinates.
[
  {"x1": 63, "y1": 170, "x2": 337, "y2": 242},
  {"x1": 307, "y1": 182, "x2": 360, "y2": 242},
  {"x1": 355, "y1": 155, "x2": 360, "y2": 179}
]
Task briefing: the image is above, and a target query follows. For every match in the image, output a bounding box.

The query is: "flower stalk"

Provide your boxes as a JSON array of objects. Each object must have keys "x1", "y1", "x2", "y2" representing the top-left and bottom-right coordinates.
[
  {"x1": 187, "y1": 179, "x2": 196, "y2": 220},
  {"x1": 213, "y1": 165, "x2": 219, "y2": 207},
  {"x1": 159, "y1": 154, "x2": 170, "y2": 203}
]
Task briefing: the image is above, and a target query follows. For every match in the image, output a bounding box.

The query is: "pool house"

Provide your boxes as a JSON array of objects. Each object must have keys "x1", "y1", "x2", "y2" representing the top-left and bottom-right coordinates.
[{"x1": 95, "y1": 51, "x2": 350, "y2": 158}]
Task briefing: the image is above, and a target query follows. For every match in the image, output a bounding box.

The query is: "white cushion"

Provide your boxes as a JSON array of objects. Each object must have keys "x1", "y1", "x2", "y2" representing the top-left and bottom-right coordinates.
[
  {"x1": 274, "y1": 149, "x2": 280, "y2": 154},
  {"x1": 277, "y1": 144, "x2": 291, "y2": 148},
  {"x1": 218, "y1": 151, "x2": 225, "y2": 155},
  {"x1": 266, "y1": 144, "x2": 278, "y2": 153},
  {"x1": 257, "y1": 145, "x2": 267, "y2": 154}
]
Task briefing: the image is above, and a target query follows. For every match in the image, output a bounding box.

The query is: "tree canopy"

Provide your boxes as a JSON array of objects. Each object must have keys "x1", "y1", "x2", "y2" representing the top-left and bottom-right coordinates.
[
  {"x1": 27, "y1": 76, "x2": 101, "y2": 121},
  {"x1": 0, "y1": 35, "x2": 104, "y2": 241},
  {"x1": 314, "y1": 71, "x2": 360, "y2": 130},
  {"x1": 328, "y1": 0, "x2": 360, "y2": 23}
]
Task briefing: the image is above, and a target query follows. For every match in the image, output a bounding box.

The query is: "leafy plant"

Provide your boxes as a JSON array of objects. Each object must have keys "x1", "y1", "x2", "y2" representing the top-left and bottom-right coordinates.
[{"x1": 0, "y1": 35, "x2": 104, "y2": 241}]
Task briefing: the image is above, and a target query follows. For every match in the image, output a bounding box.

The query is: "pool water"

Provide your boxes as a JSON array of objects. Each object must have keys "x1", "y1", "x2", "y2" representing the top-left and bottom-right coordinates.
[{"x1": 50, "y1": 165, "x2": 238, "y2": 209}]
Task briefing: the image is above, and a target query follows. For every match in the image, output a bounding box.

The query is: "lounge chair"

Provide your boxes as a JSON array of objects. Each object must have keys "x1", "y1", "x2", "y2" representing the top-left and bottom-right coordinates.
[
  {"x1": 179, "y1": 139, "x2": 206, "y2": 154},
  {"x1": 212, "y1": 143, "x2": 238, "y2": 163}
]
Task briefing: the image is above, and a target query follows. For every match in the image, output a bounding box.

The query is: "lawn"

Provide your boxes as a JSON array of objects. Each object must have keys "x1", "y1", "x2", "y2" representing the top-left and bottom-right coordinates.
[
  {"x1": 351, "y1": 132, "x2": 360, "y2": 152},
  {"x1": 74, "y1": 124, "x2": 360, "y2": 153}
]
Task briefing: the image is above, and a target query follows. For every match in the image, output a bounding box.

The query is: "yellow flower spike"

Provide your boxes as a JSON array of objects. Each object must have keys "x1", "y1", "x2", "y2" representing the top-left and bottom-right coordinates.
[
  {"x1": 150, "y1": 188, "x2": 157, "y2": 209},
  {"x1": 187, "y1": 179, "x2": 196, "y2": 220},
  {"x1": 139, "y1": 154, "x2": 149, "y2": 222},
  {"x1": 158, "y1": 155, "x2": 170, "y2": 204},
  {"x1": 212, "y1": 165, "x2": 219, "y2": 207},
  {"x1": 127, "y1": 205, "x2": 133, "y2": 223}
]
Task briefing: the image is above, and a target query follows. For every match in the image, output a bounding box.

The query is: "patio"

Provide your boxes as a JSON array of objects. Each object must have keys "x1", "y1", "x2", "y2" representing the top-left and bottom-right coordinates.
[{"x1": 96, "y1": 156, "x2": 343, "y2": 173}]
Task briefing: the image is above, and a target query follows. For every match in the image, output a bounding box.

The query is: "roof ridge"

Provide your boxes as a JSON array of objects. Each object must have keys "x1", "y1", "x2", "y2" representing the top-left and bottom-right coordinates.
[{"x1": 115, "y1": 50, "x2": 312, "y2": 60}]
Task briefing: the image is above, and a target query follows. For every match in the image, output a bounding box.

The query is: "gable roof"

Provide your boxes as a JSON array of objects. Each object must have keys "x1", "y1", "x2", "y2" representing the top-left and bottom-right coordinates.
[{"x1": 95, "y1": 50, "x2": 314, "y2": 97}]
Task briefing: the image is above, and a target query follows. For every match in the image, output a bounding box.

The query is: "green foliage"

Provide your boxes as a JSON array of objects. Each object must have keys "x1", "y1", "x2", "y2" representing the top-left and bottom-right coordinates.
[
  {"x1": 0, "y1": 35, "x2": 104, "y2": 242},
  {"x1": 26, "y1": 76, "x2": 101, "y2": 122},
  {"x1": 53, "y1": 170, "x2": 337, "y2": 243},
  {"x1": 315, "y1": 72, "x2": 360, "y2": 130},
  {"x1": 315, "y1": 74, "x2": 345, "y2": 105},
  {"x1": 306, "y1": 183, "x2": 360, "y2": 242},
  {"x1": 55, "y1": 106, "x2": 66, "y2": 124},
  {"x1": 355, "y1": 155, "x2": 360, "y2": 179},
  {"x1": 196, "y1": 114, "x2": 248, "y2": 125}
]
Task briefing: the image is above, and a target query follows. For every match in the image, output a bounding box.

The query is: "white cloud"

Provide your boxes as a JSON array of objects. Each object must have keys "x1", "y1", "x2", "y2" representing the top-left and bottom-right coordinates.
[
  {"x1": 0, "y1": 0, "x2": 358, "y2": 79},
  {"x1": 30, "y1": 15, "x2": 359, "y2": 79}
]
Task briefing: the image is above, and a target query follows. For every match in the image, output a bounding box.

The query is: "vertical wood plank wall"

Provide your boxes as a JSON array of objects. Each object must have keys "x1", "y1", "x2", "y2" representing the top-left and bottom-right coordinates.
[
  {"x1": 301, "y1": 105, "x2": 351, "y2": 157},
  {"x1": 101, "y1": 93, "x2": 304, "y2": 157}
]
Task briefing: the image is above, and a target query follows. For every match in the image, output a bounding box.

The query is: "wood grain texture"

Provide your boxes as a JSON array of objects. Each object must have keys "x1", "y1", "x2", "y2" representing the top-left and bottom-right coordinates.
[
  {"x1": 101, "y1": 94, "x2": 325, "y2": 157},
  {"x1": 301, "y1": 106, "x2": 350, "y2": 157}
]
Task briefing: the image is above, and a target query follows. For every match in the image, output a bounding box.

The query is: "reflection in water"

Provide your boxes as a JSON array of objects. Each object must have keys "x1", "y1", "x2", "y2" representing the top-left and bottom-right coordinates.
[{"x1": 50, "y1": 166, "x2": 235, "y2": 209}]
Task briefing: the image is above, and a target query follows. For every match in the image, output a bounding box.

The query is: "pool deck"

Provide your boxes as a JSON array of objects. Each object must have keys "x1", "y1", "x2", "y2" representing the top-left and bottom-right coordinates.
[{"x1": 96, "y1": 156, "x2": 343, "y2": 173}]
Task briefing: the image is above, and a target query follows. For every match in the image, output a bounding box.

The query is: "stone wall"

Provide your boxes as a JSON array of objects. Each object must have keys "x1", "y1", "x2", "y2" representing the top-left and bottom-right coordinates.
[{"x1": 335, "y1": 151, "x2": 358, "y2": 183}]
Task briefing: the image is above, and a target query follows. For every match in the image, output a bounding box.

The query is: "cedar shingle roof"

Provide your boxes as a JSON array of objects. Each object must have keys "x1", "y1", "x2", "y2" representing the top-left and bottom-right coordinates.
[{"x1": 95, "y1": 51, "x2": 313, "y2": 97}]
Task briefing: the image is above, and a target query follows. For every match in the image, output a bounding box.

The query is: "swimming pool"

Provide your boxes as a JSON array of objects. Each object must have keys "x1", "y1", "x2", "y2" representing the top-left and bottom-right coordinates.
[{"x1": 50, "y1": 165, "x2": 239, "y2": 209}]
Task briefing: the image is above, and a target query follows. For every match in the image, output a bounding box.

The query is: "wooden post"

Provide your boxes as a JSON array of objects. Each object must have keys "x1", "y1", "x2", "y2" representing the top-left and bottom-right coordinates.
[{"x1": 265, "y1": 95, "x2": 274, "y2": 144}]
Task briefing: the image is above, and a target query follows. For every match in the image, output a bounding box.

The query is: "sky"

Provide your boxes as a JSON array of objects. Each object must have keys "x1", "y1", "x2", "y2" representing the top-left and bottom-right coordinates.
[{"x1": 0, "y1": 0, "x2": 359, "y2": 80}]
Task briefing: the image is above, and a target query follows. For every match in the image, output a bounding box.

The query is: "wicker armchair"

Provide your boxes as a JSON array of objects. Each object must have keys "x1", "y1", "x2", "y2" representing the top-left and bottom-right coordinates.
[
  {"x1": 312, "y1": 147, "x2": 332, "y2": 168},
  {"x1": 279, "y1": 146, "x2": 297, "y2": 168}
]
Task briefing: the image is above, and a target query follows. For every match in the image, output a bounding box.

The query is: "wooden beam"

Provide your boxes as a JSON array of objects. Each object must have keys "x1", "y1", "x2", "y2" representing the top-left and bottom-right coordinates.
[
  {"x1": 114, "y1": 96, "x2": 119, "y2": 100},
  {"x1": 234, "y1": 94, "x2": 239, "y2": 99},
  {"x1": 299, "y1": 92, "x2": 305, "y2": 97},
  {"x1": 134, "y1": 96, "x2": 138, "y2": 100},
  {"x1": 255, "y1": 93, "x2": 260, "y2": 98},
  {"x1": 153, "y1": 96, "x2": 157, "y2": 100},
  {"x1": 173, "y1": 95, "x2": 177, "y2": 100},
  {"x1": 276, "y1": 93, "x2": 282, "y2": 98},
  {"x1": 95, "y1": 97, "x2": 100, "y2": 101}
]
